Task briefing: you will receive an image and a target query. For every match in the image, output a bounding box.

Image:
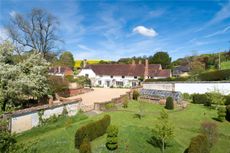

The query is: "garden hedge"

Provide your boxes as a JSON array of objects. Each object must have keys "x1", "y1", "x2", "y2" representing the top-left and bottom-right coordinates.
[
  {"x1": 165, "y1": 97, "x2": 174, "y2": 110},
  {"x1": 198, "y1": 69, "x2": 230, "y2": 81},
  {"x1": 226, "y1": 105, "x2": 230, "y2": 122},
  {"x1": 75, "y1": 115, "x2": 111, "y2": 149},
  {"x1": 192, "y1": 94, "x2": 210, "y2": 106}
]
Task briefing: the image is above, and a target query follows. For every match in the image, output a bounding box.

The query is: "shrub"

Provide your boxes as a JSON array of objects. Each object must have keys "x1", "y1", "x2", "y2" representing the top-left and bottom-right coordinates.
[
  {"x1": 182, "y1": 93, "x2": 191, "y2": 101},
  {"x1": 132, "y1": 90, "x2": 140, "y2": 100},
  {"x1": 106, "y1": 125, "x2": 119, "y2": 151},
  {"x1": 192, "y1": 94, "x2": 210, "y2": 106},
  {"x1": 188, "y1": 134, "x2": 209, "y2": 153},
  {"x1": 226, "y1": 105, "x2": 230, "y2": 122},
  {"x1": 225, "y1": 95, "x2": 230, "y2": 105},
  {"x1": 122, "y1": 97, "x2": 129, "y2": 108},
  {"x1": 217, "y1": 106, "x2": 226, "y2": 122},
  {"x1": 75, "y1": 115, "x2": 111, "y2": 149},
  {"x1": 104, "y1": 103, "x2": 116, "y2": 110},
  {"x1": 198, "y1": 69, "x2": 230, "y2": 81},
  {"x1": 200, "y1": 121, "x2": 218, "y2": 148},
  {"x1": 79, "y1": 138, "x2": 91, "y2": 153},
  {"x1": 165, "y1": 97, "x2": 174, "y2": 110}
]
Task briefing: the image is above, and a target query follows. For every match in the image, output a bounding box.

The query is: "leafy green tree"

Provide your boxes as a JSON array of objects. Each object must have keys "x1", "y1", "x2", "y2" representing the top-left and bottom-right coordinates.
[
  {"x1": 190, "y1": 60, "x2": 205, "y2": 75},
  {"x1": 149, "y1": 52, "x2": 171, "y2": 69},
  {"x1": 0, "y1": 41, "x2": 50, "y2": 111},
  {"x1": 155, "y1": 109, "x2": 174, "y2": 153},
  {"x1": 207, "y1": 89, "x2": 225, "y2": 108},
  {"x1": 59, "y1": 51, "x2": 75, "y2": 69}
]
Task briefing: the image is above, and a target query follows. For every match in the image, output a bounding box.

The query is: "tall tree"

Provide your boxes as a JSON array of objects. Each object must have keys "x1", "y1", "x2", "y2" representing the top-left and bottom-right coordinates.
[
  {"x1": 155, "y1": 109, "x2": 174, "y2": 153},
  {"x1": 59, "y1": 51, "x2": 75, "y2": 69},
  {"x1": 149, "y1": 52, "x2": 171, "y2": 68},
  {"x1": 0, "y1": 41, "x2": 49, "y2": 111},
  {"x1": 6, "y1": 8, "x2": 59, "y2": 59}
]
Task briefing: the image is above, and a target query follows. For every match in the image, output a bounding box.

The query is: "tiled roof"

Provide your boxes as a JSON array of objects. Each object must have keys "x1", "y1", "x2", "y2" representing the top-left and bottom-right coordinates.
[{"x1": 85, "y1": 64, "x2": 170, "y2": 77}]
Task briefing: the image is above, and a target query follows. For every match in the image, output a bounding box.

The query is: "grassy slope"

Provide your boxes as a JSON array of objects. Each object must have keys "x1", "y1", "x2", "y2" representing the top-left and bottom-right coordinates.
[
  {"x1": 16, "y1": 101, "x2": 230, "y2": 153},
  {"x1": 221, "y1": 61, "x2": 230, "y2": 70}
]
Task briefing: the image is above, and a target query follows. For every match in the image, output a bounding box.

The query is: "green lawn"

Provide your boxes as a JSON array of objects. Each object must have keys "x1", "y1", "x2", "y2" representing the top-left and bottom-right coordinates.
[
  {"x1": 221, "y1": 61, "x2": 230, "y2": 70},
  {"x1": 16, "y1": 101, "x2": 230, "y2": 153}
]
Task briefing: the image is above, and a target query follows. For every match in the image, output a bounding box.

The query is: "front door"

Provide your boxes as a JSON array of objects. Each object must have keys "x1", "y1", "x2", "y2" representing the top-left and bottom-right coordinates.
[{"x1": 106, "y1": 81, "x2": 110, "y2": 87}]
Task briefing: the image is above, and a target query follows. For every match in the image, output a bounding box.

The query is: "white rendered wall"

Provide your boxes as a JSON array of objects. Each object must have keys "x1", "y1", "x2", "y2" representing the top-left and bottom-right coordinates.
[
  {"x1": 11, "y1": 102, "x2": 80, "y2": 133},
  {"x1": 143, "y1": 82, "x2": 230, "y2": 95}
]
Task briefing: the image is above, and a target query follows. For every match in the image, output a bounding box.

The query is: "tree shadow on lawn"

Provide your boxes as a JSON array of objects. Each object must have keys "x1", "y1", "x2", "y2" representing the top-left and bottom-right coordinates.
[{"x1": 146, "y1": 130, "x2": 175, "y2": 152}]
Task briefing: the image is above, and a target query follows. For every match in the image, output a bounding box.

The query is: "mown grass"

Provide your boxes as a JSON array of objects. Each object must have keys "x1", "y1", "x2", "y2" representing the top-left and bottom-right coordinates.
[
  {"x1": 16, "y1": 101, "x2": 230, "y2": 153},
  {"x1": 221, "y1": 61, "x2": 230, "y2": 70}
]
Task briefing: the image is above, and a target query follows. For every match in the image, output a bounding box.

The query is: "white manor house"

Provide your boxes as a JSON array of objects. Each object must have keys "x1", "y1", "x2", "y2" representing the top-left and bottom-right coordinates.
[{"x1": 78, "y1": 59, "x2": 171, "y2": 88}]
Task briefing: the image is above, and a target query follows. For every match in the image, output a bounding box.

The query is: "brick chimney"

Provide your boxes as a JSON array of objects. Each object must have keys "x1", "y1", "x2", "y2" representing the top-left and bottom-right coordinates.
[
  {"x1": 144, "y1": 59, "x2": 149, "y2": 79},
  {"x1": 138, "y1": 60, "x2": 142, "y2": 64},
  {"x1": 83, "y1": 59, "x2": 87, "y2": 68},
  {"x1": 132, "y1": 59, "x2": 135, "y2": 65}
]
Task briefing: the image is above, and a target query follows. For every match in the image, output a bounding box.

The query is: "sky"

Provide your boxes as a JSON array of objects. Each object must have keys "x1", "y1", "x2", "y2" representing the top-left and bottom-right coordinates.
[{"x1": 0, "y1": 0, "x2": 230, "y2": 61}]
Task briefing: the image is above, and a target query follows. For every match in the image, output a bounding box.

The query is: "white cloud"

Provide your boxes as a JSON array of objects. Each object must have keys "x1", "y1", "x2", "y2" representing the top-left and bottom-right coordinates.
[
  {"x1": 9, "y1": 10, "x2": 16, "y2": 18},
  {"x1": 149, "y1": 9, "x2": 166, "y2": 18},
  {"x1": 205, "y1": 25, "x2": 230, "y2": 38},
  {"x1": 208, "y1": 1, "x2": 230, "y2": 25},
  {"x1": 133, "y1": 26, "x2": 158, "y2": 37},
  {"x1": 0, "y1": 27, "x2": 9, "y2": 43}
]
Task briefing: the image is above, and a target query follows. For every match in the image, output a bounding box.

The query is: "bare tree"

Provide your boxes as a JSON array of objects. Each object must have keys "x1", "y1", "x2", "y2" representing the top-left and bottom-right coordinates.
[{"x1": 6, "y1": 8, "x2": 59, "y2": 58}]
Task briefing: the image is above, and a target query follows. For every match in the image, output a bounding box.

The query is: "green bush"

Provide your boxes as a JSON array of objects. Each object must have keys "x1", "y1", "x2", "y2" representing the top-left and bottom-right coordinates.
[
  {"x1": 225, "y1": 95, "x2": 230, "y2": 105},
  {"x1": 106, "y1": 125, "x2": 119, "y2": 151},
  {"x1": 79, "y1": 138, "x2": 91, "y2": 153},
  {"x1": 122, "y1": 97, "x2": 129, "y2": 108},
  {"x1": 188, "y1": 134, "x2": 209, "y2": 153},
  {"x1": 105, "y1": 103, "x2": 116, "y2": 110},
  {"x1": 217, "y1": 106, "x2": 226, "y2": 122},
  {"x1": 75, "y1": 115, "x2": 111, "y2": 149},
  {"x1": 226, "y1": 105, "x2": 230, "y2": 122},
  {"x1": 165, "y1": 97, "x2": 174, "y2": 110},
  {"x1": 133, "y1": 90, "x2": 140, "y2": 100},
  {"x1": 198, "y1": 69, "x2": 230, "y2": 81},
  {"x1": 182, "y1": 93, "x2": 191, "y2": 101},
  {"x1": 192, "y1": 94, "x2": 210, "y2": 106}
]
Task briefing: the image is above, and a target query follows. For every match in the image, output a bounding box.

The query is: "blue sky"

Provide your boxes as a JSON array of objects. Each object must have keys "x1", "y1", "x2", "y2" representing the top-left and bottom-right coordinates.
[{"x1": 0, "y1": 0, "x2": 230, "y2": 61}]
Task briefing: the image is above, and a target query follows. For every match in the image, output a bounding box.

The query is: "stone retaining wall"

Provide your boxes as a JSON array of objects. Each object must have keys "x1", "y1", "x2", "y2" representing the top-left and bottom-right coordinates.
[{"x1": 94, "y1": 91, "x2": 131, "y2": 111}]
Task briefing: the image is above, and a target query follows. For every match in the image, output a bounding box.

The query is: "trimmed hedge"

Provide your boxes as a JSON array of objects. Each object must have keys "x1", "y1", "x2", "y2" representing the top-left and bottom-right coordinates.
[
  {"x1": 144, "y1": 77, "x2": 190, "y2": 82},
  {"x1": 198, "y1": 69, "x2": 230, "y2": 81},
  {"x1": 133, "y1": 90, "x2": 140, "y2": 100},
  {"x1": 188, "y1": 134, "x2": 209, "y2": 153},
  {"x1": 225, "y1": 95, "x2": 230, "y2": 105},
  {"x1": 75, "y1": 115, "x2": 111, "y2": 149},
  {"x1": 165, "y1": 97, "x2": 174, "y2": 110},
  {"x1": 226, "y1": 105, "x2": 230, "y2": 122},
  {"x1": 217, "y1": 107, "x2": 226, "y2": 122},
  {"x1": 106, "y1": 125, "x2": 119, "y2": 150},
  {"x1": 79, "y1": 138, "x2": 91, "y2": 153},
  {"x1": 192, "y1": 94, "x2": 210, "y2": 106}
]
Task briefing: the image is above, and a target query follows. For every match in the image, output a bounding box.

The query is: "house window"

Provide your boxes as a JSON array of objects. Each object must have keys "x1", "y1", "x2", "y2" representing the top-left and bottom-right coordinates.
[
  {"x1": 116, "y1": 81, "x2": 124, "y2": 86},
  {"x1": 122, "y1": 76, "x2": 125, "y2": 78},
  {"x1": 110, "y1": 76, "x2": 113, "y2": 78},
  {"x1": 134, "y1": 76, "x2": 137, "y2": 79},
  {"x1": 85, "y1": 74, "x2": 89, "y2": 77},
  {"x1": 98, "y1": 80, "x2": 102, "y2": 85}
]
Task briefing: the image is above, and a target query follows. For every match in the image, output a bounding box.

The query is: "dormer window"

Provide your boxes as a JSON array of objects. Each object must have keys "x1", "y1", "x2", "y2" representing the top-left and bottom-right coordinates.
[
  {"x1": 134, "y1": 76, "x2": 137, "y2": 79},
  {"x1": 111, "y1": 76, "x2": 113, "y2": 78},
  {"x1": 122, "y1": 76, "x2": 125, "y2": 78}
]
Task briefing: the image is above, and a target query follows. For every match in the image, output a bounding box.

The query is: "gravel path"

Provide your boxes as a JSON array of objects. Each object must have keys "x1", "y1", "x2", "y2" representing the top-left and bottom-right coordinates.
[{"x1": 68, "y1": 88, "x2": 130, "y2": 106}]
